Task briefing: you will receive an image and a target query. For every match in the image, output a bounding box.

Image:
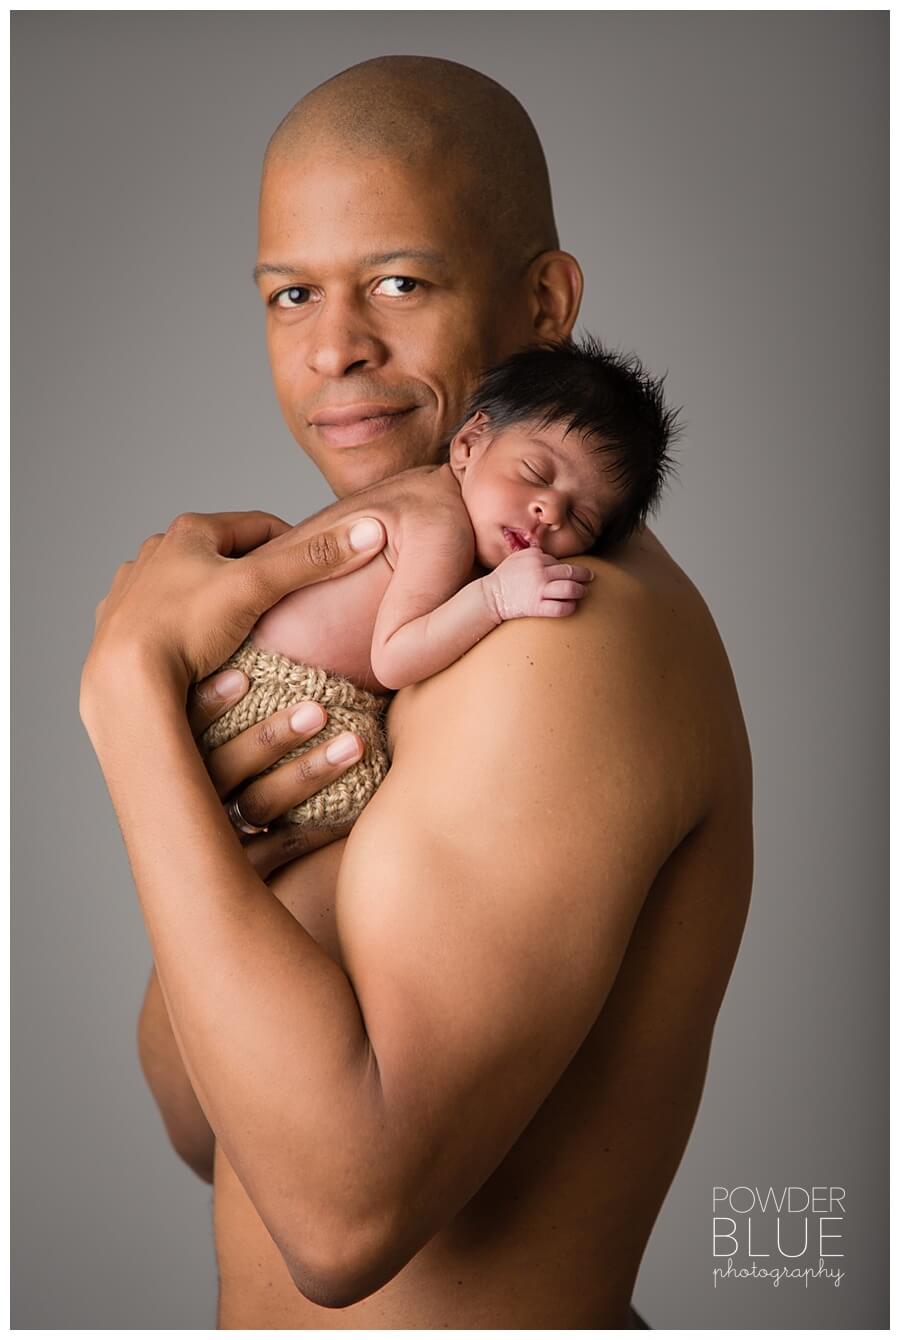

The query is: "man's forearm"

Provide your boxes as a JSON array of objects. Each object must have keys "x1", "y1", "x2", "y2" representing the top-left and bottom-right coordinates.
[
  {"x1": 83, "y1": 663, "x2": 388, "y2": 1284},
  {"x1": 138, "y1": 963, "x2": 215, "y2": 1183}
]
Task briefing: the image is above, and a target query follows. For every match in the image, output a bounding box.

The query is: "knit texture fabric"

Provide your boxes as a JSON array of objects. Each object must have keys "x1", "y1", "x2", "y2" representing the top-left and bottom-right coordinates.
[{"x1": 201, "y1": 638, "x2": 391, "y2": 828}]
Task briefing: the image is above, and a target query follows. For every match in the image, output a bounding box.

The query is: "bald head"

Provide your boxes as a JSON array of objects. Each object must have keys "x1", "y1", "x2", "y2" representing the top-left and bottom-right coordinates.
[{"x1": 264, "y1": 56, "x2": 559, "y2": 272}]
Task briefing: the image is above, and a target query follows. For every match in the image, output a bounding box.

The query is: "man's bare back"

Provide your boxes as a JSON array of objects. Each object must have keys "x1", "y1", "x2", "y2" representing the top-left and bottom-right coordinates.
[{"x1": 211, "y1": 529, "x2": 752, "y2": 1328}]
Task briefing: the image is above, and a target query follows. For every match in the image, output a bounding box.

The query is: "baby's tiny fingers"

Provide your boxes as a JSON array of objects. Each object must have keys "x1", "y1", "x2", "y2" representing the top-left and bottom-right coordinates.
[
  {"x1": 542, "y1": 579, "x2": 588, "y2": 601},
  {"x1": 537, "y1": 598, "x2": 578, "y2": 617},
  {"x1": 543, "y1": 562, "x2": 593, "y2": 583}
]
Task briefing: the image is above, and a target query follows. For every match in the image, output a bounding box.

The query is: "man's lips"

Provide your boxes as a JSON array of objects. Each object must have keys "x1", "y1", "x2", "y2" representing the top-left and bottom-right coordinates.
[{"x1": 307, "y1": 403, "x2": 417, "y2": 448}]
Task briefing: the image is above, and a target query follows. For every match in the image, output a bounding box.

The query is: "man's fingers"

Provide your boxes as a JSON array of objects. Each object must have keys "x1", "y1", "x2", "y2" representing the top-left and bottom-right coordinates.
[
  {"x1": 204, "y1": 699, "x2": 329, "y2": 795},
  {"x1": 223, "y1": 731, "x2": 364, "y2": 828},
  {"x1": 188, "y1": 668, "x2": 250, "y2": 738},
  {"x1": 166, "y1": 510, "x2": 294, "y2": 556},
  {"x1": 240, "y1": 820, "x2": 353, "y2": 883},
  {"x1": 242, "y1": 515, "x2": 386, "y2": 608},
  {"x1": 137, "y1": 533, "x2": 166, "y2": 558},
  {"x1": 216, "y1": 511, "x2": 295, "y2": 555}
]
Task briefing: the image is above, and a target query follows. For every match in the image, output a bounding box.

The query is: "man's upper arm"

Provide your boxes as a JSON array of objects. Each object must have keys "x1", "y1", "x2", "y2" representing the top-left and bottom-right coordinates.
[{"x1": 335, "y1": 579, "x2": 688, "y2": 1275}]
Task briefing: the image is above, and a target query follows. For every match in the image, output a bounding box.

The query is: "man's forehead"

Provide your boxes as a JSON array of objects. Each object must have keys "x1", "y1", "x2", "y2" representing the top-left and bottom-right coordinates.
[
  {"x1": 252, "y1": 248, "x2": 451, "y2": 285},
  {"x1": 256, "y1": 153, "x2": 483, "y2": 273},
  {"x1": 259, "y1": 148, "x2": 470, "y2": 220}
]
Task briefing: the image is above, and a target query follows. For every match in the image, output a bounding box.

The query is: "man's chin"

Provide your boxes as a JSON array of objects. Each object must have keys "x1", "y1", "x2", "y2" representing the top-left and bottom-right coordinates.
[{"x1": 298, "y1": 422, "x2": 445, "y2": 497}]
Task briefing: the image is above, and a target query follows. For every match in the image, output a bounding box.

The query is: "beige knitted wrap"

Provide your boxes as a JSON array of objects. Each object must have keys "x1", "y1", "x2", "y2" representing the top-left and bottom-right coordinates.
[{"x1": 200, "y1": 638, "x2": 391, "y2": 828}]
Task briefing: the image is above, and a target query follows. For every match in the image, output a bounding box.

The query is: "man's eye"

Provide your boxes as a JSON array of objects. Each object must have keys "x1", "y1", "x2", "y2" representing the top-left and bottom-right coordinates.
[
  {"x1": 272, "y1": 286, "x2": 313, "y2": 308},
  {"x1": 373, "y1": 276, "x2": 419, "y2": 297}
]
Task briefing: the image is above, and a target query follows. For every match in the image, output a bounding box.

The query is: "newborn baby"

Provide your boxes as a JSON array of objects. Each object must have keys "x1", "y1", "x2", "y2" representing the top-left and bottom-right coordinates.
[{"x1": 203, "y1": 336, "x2": 676, "y2": 828}]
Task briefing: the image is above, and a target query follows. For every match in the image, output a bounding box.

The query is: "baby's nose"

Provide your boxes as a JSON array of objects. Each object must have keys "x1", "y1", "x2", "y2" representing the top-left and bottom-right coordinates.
[{"x1": 531, "y1": 495, "x2": 562, "y2": 528}]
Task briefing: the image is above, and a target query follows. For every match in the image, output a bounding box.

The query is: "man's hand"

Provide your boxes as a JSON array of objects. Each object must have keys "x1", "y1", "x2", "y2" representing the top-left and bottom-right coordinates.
[
  {"x1": 483, "y1": 546, "x2": 593, "y2": 621},
  {"x1": 188, "y1": 668, "x2": 356, "y2": 881},
  {"x1": 81, "y1": 509, "x2": 386, "y2": 712}
]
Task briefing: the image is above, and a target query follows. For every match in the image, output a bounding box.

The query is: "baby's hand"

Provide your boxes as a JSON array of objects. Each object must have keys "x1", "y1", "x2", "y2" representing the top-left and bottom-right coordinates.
[{"x1": 484, "y1": 547, "x2": 594, "y2": 622}]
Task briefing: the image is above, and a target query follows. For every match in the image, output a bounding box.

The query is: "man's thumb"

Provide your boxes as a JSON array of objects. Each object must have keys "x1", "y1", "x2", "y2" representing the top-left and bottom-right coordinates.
[
  {"x1": 249, "y1": 515, "x2": 387, "y2": 608},
  {"x1": 348, "y1": 518, "x2": 385, "y2": 552}
]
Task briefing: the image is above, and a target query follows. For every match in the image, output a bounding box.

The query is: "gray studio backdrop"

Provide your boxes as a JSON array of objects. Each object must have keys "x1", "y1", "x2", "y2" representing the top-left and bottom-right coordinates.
[{"x1": 12, "y1": 12, "x2": 887, "y2": 1330}]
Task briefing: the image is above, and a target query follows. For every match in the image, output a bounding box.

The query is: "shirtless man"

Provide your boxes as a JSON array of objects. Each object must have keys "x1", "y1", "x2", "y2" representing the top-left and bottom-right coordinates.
[{"x1": 81, "y1": 57, "x2": 753, "y2": 1328}]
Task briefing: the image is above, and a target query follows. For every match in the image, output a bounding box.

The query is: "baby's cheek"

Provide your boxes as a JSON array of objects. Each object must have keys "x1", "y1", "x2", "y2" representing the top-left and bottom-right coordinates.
[
  {"x1": 469, "y1": 518, "x2": 500, "y2": 570},
  {"x1": 556, "y1": 530, "x2": 588, "y2": 559}
]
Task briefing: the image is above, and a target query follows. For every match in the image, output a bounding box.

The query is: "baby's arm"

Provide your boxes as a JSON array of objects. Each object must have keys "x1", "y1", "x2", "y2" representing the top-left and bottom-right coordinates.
[{"x1": 372, "y1": 537, "x2": 594, "y2": 691}]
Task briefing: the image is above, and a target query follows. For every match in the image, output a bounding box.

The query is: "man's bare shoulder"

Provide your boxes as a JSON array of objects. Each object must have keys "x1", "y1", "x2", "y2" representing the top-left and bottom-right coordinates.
[
  {"x1": 391, "y1": 527, "x2": 725, "y2": 706},
  {"x1": 387, "y1": 526, "x2": 749, "y2": 835},
  {"x1": 586, "y1": 525, "x2": 723, "y2": 635}
]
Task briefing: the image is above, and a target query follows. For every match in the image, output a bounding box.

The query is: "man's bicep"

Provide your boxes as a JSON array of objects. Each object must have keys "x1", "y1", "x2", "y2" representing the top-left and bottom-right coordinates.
[{"x1": 335, "y1": 608, "x2": 678, "y2": 1245}]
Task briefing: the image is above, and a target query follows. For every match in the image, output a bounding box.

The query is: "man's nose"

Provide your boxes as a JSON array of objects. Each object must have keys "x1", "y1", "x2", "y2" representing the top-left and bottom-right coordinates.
[{"x1": 304, "y1": 299, "x2": 387, "y2": 379}]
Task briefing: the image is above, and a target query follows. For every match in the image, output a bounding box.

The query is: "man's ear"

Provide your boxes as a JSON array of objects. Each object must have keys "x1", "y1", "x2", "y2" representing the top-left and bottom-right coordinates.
[
  {"x1": 524, "y1": 250, "x2": 584, "y2": 342},
  {"x1": 449, "y1": 410, "x2": 492, "y2": 470}
]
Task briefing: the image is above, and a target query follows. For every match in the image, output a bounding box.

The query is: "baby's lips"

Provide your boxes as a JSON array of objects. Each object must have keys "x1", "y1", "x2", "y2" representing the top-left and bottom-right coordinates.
[{"x1": 502, "y1": 526, "x2": 538, "y2": 553}]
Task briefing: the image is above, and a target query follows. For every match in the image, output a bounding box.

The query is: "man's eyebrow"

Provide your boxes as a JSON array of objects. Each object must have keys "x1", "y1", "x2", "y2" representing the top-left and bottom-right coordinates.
[
  {"x1": 252, "y1": 249, "x2": 449, "y2": 285},
  {"x1": 362, "y1": 248, "x2": 449, "y2": 269}
]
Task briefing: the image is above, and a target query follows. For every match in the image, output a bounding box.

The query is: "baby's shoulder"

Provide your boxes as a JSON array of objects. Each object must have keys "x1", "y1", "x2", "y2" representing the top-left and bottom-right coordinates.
[
  {"x1": 393, "y1": 465, "x2": 470, "y2": 533},
  {"x1": 388, "y1": 462, "x2": 460, "y2": 501},
  {"x1": 339, "y1": 465, "x2": 471, "y2": 567}
]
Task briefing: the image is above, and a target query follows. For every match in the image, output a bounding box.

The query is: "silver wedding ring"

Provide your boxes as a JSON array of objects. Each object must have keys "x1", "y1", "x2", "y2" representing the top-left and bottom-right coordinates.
[{"x1": 226, "y1": 796, "x2": 269, "y2": 836}]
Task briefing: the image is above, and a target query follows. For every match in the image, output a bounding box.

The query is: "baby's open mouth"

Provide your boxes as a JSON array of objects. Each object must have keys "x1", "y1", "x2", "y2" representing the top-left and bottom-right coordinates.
[{"x1": 503, "y1": 527, "x2": 536, "y2": 553}]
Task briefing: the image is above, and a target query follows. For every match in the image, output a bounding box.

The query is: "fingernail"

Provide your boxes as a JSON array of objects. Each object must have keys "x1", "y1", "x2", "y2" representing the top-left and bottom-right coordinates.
[
  {"x1": 349, "y1": 518, "x2": 383, "y2": 552},
  {"x1": 290, "y1": 703, "x2": 326, "y2": 734},
  {"x1": 213, "y1": 669, "x2": 246, "y2": 697},
  {"x1": 326, "y1": 733, "x2": 362, "y2": 764}
]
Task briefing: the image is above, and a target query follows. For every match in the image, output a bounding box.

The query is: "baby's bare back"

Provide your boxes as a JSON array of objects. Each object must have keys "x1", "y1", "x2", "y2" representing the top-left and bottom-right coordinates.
[{"x1": 251, "y1": 464, "x2": 470, "y2": 693}]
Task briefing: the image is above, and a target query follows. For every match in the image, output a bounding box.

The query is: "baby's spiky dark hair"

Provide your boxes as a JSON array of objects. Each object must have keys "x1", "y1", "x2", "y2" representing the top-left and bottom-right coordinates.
[{"x1": 462, "y1": 335, "x2": 681, "y2": 550}]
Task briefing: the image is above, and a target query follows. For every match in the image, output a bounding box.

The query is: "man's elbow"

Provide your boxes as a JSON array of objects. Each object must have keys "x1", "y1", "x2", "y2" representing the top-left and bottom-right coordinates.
[
  {"x1": 283, "y1": 1212, "x2": 418, "y2": 1309},
  {"x1": 286, "y1": 1254, "x2": 388, "y2": 1311},
  {"x1": 153, "y1": 1112, "x2": 215, "y2": 1184},
  {"x1": 174, "y1": 1140, "x2": 215, "y2": 1185}
]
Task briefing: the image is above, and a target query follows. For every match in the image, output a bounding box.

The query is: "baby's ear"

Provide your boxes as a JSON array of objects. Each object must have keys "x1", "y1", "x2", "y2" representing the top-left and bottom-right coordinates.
[{"x1": 449, "y1": 411, "x2": 492, "y2": 469}]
